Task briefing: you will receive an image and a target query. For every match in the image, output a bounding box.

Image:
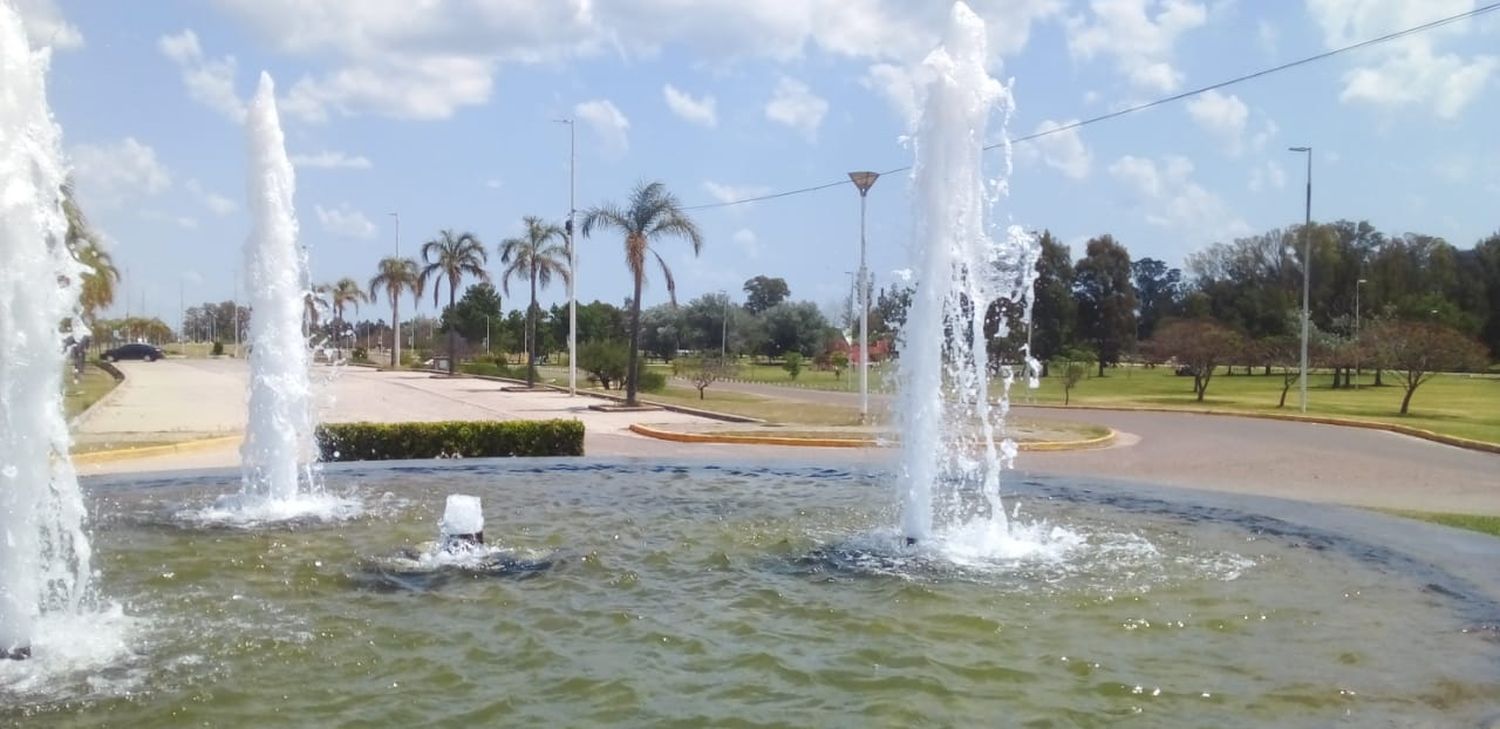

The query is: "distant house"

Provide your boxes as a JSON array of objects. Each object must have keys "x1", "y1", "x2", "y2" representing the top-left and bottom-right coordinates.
[{"x1": 827, "y1": 334, "x2": 891, "y2": 363}]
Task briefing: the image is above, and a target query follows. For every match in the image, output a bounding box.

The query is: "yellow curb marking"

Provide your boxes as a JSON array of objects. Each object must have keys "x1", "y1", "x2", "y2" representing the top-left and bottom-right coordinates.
[
  {"x1": 72, "y1": 435, "x2": 243, "y2": 465},
  {"x1": 628, "y1": 423, "x2": 1116, "y2": 451}
]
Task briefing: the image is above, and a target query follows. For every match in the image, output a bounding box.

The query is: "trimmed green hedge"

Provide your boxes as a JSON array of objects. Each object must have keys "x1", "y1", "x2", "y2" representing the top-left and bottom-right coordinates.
[{"x1": 316, "y1": 419, "x2": 584, "y2": 461}]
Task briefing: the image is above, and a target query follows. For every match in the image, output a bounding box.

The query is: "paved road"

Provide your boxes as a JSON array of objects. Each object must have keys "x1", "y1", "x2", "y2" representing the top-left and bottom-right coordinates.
[
  {"x1": 692, "y1": 378, "x2": 1500, "y2": 514},
  {"x1": 76, "y1": 361, "x2": 1499, "y2": 514}
]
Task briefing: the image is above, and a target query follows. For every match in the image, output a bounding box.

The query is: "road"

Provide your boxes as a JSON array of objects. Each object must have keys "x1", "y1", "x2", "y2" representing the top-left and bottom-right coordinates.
[{"x1": 73, "y1": 360, "x2": 1499, "y2": 514}]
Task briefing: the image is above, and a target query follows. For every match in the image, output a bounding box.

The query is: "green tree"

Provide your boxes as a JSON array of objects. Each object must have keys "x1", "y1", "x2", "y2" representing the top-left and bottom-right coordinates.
[
  {"x1": 441, "y1": 282, "x2": 504, "y2": 350},
  {"x1": 368, "y1": 256, "x2": 422, "y2": 367},
  {"x1": 1049, "y1": 346, "x2": 1095, "y2": 406},
  {"x1": 418, "y1": 229, "x2": 489, "y2": 374},
  {"x1": 1075, "y1": 234, "x2": 1138, "y2": 376},
  {"x1": 1132, "y1": 257, "x2": 1181, "y2": 342},
  {"x1": 498, "y1": 217, "x2": 570, "y2": 387},
  {"x1": 62, "y1": 181, "x2": 118, "y2": 326},
  {"x1": 1029, "y1": 231, "x2": 1075, "y2": 369},
  {"x1": 578, "y1": 340, "x2": 629, "y2": 389},
  {"x1": 782, "y1": 351, "x2": 803, "y2": 380},
  {"x1": 742, "y1": 275, "x2": 790, "y2": 314},
  {"x1": 580, "y1": 181, "x2": 704, "y2": 406},
  {"x1": 759, "y1": 301, "x2": 829, "y2": 358},
  {"x1": 1147, "y1": 318, "x2": 1243, "y2": 402},
  {"x1": 1370, "y1": 320, "x2": 1490, "y2": 415},
  {"x1": 326, "y1": 277, "x2": 368, "y2": 349}
]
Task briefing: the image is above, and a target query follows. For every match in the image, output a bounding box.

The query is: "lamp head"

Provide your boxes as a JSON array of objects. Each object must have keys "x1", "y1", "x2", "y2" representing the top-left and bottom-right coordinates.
[
  {"x1": 1288, "y1": 146, "x2": 1311, "y2": 153},
  {"x1": 847, "y1": 171, "x2": 880, "y2": 195}
]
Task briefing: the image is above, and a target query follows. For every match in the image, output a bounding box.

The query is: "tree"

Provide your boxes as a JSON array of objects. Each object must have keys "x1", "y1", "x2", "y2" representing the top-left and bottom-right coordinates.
[
  {"x1": 680, "y1": 292, "x2": 736, "y2": 353},
  {"x1": 1259, "y1": 335, "x2": 1304, "y2": 408},
  {"x1": 1029, "y1": 231, "x2": 1076, "y2": 369},
  {"x1": 782, "y1": 351, "x2": 803, "y2": 379},
  {"x1": 581, "y1": 181, "x2": 704, "y2": 406},
  {"x1": 759, "y1": 301, "x2": 829, "y2": 358},
  {"x1": 830, "y1": 350, "x2": 849, "y2": 379},
  {"x1": 742, "y1": 275, "x2": 790, "y2": 314},
  {"x1": 440, "y1": 282, "x2": 503, "y2": 348},
  {"x1": 1148, "y1": 319, "x2": 1243, "y2": 402},
  {"x1": 62, "y1": 182, "x2": 118, "y2": 326},
  {"x1": 368, "y1": 256, "x2": 422, "y2": 367},
  {"x1": 417, "y1": 229, "x2": 489, "y2": 374},
  {"x1": 1049, "y1": 347, "x2": 1095, "y2": 406},
  {"x1": 1075, "y1": 235, "x2": 1138, "y2": 376},
  {"x1": 578, "y1": 340, "x2": 629, "y2": 390},
  {"x1": 497, "y1": 217, "x2": 569, "y2": 386},
  {"x1": 687, "y1": 355, "x2": 736, "y2": 399},
  {"x1": 1369, "y1": 321, "x2": 1489, "y2": 415},
  {"x1": 1132, "y1": 257, "x2": 1182, "y2": 341},
  {"x1": 326, "y1": 277, "x2": 369, "y2": 349}
]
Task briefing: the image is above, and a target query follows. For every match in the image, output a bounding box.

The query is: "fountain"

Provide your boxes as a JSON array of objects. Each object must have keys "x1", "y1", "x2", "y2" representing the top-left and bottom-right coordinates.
[
  {"x1": 0, "y1": 1, "x2": 94, "y2": 661},
  {"x1": 5, "y1": 2, "x2": 1499, "y2": 724},
  {"x1": 898, "y1": 3, "x2": 1042, "y2": 546}
]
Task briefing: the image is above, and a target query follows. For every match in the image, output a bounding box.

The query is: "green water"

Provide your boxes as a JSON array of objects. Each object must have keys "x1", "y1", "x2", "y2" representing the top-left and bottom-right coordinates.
[{"x1": 3, "y1": 463, "x2": 1497, "y2": 727}]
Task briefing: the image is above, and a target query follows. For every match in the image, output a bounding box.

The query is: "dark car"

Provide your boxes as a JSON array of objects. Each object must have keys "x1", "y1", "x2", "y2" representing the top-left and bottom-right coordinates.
[{"x1": 102, "y1": 343, "x2": 165, "y2": 362}]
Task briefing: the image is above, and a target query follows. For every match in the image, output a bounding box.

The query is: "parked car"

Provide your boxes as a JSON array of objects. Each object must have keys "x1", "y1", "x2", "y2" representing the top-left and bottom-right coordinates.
[{"x1": 102, "y1": 343, "x2": 165, "y2": 362}]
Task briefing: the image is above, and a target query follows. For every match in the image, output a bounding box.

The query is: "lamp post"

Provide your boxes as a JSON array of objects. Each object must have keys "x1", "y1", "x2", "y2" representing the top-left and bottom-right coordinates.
[
  {"x1": 484, "y1": 314, "x2": 491, "y2": 354},
  {"x1": 388, "y1": 211, "x2": 401, "y2": 366},
  {"x1": 848, "y1": 171, "x2": 879, "y2": 423},
  {"x1": 1354, "y1": 278, "x2": 1366, "y2": 389},
  {"x1": 1288, "y1": 147, "x2": 1312, "y2": 413},
  {"x1": 554, "y1": 118, "x2": 578, "y2": 395},
  {"x1": 719, "y1": 290, "x2": 729, "y2": 361}
]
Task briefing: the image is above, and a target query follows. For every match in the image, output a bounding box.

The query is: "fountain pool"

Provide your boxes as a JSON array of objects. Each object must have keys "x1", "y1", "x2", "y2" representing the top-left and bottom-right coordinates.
[{"x1": 3, "y1": 460, "x2": 1497, "y2": 727}]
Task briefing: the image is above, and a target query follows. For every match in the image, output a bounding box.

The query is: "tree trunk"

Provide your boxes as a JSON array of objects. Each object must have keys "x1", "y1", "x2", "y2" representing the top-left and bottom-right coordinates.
[
  {"x1": 1278, "y1": 378, "x2": 1291, "y2": 408},
  {"x1": 390, "y1": 298, "x2": 400, "y2": 368},
  {"x1": 1374, "y1": 368, "x2": 1384, "y2": 386},
  {"x1": 527, "y1": 268, "x2": 538, "y2": 387},
  {"x1": 1097, "y1": 358, "x2": 1105, "y2": 377},
  {"x1": 447, "y1": 280, "x2": 458, "y2": 375},
  {"x1": 625, "y1": 274, "x2": 644, "y2": 406},
  {"x1": 1399, "y1": 382, "x2": 1416, "y2": 414}
]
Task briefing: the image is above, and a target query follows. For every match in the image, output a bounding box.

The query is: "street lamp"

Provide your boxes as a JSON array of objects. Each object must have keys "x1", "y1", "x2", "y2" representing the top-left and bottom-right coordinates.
[
  {"x1": 1288, "y1": 147, "x2": 1312, "y2": 413},
  {"x1": 554, "y1": 118, "x2": 578, "y2": 396},
  {"x1": 484, "y1": 314, "x2": 491, "y2": 354},
  {"x1": 848, "y1": 171, "x2": 880, "y2": 423},
  {"x1": 719, "y1": 290, "x2": 729, "y2": 360},
  {"x1": 1354, "y1": 278, "x2": 1366, "y2": 389},
  {"x1": 388, "y1": 211, "x2": 401, "y2": 366}
]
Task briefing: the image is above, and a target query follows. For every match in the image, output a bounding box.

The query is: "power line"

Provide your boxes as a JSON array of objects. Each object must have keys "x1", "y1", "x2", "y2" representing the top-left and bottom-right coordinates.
[{"x1": 684, "y1": 1, "x2": 1500, "y2": 211}]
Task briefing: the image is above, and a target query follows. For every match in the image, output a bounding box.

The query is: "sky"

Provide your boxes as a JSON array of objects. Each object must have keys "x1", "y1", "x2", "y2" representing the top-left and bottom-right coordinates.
[{"x1": 16, "y1": 0, "x2": 1500, "y2": 325}]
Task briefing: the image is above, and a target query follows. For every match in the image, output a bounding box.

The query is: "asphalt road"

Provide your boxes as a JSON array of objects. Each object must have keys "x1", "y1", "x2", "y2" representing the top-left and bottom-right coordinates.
[{"x1": 73, "y1": 360, "x2": 1499, "y2": 513}]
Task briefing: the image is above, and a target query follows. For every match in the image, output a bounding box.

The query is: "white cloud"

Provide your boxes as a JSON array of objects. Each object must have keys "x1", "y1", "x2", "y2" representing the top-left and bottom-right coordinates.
[
  {"x1": 1307, "y1": 0, "x2": 1496, "y2": 119},
  {"x1": 1066, "y1": 0, "x2": 1208, "y2": 92},
  {"x1": 662, "y1": 85, "x2": 717, "y2": 127},
  {"x1": 185, "y1": 179, "x2": 236, "y2": 215},
  {"x1": 14, "y1": 0, "x2": 83, "y2": 50},
  {"x1": 289, "y1": 150, "x2": 373, "y2": 170},
  {"x1": 157, "y1": 29, "x2": 246, "y2": 122},
  {"x1": 574, "y1": 99, "x2": 630, "y2": 156},
  {"x1": 1109, "y1": 154, "x2": 1249, "y2": 241},
  {"x1": 862, "y1": 63, "x2": 923, "y2": 129},
  {"x1": 70, "y1": 137, "x2": 172, "y2": 209},
  {"x1": 1185, "y1": 90, "x2": 1249, "y2": 154},
  {"x1": 140, "y1": 210, "x2": 199, "y2": 230},
  {"x1": 703, "y1": 181, "x2": 771, "y2": 205},
  {"x1": 212, "y1": 0, "x2": 1063, "y2": 121},
  {"x1": 314, "y1": 203, "x2": 377, "y2": 239},
  {"x1": 1026, "y1": 119, "x2": 1092, "y2": 179},
  {"x1": 732, "y1": 228, "x2": 760, "y2": 259},
  {"x1": 765, "y1": 77, "x2": 828, "y2": 140},
  {"x1": 1248, "y1": 160, "x2": 1287, "y2": 192}
]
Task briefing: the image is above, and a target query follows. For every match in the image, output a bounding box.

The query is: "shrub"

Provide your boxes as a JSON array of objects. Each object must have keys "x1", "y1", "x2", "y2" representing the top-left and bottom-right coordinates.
[
  {"x1": 211, "y1": 341, "x2": 225, "y2": 357},
  {"x1": 782, "y1": 352, "x2": 803, "y2": 380},
  {"x1": 351, "y1": 347, "x2": 368, "y2": 363},
  {"x1": 580, "y1": 340, "x2": 629, "y2": 389},
  {"x1": 316, "y1": 419, "x2": 584, "y2": 461},
  {"x1": 636, "y1": 369, "x2": 667, "y2": 393}
]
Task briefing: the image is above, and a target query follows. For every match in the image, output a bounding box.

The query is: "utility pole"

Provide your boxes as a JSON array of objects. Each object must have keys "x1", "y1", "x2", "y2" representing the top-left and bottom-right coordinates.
[
  {"x1": 847, "y1": 171, "x2": 880, "y2": 424},
  {"x1": 555, "y1": 118, "x2": 578, "y2": 395}
]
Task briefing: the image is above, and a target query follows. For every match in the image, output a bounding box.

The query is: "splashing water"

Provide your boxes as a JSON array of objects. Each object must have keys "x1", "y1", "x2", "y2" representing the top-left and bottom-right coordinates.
[
  {"x1": 233, "y1": 73, "x2": 325, "y2": 512},
  {"x1": 898, "y1": 3, "x2": 1043, "y2": 545},
  {"x1": 0, "y1": 1, "x2": 95, "y2": 658}
]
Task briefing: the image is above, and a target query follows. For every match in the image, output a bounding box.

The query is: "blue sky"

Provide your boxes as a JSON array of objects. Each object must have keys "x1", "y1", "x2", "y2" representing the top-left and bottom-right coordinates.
[{"x1": 18, "y1": 0, "x2": 1500, "y2": 324}]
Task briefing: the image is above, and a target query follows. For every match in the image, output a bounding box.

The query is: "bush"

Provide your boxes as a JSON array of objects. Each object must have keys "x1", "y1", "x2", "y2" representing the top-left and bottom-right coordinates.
[
  {"x1": 782, "y1": 351, "x2": 803, "y2": 380},
  {"x1": 316, "y1": 419, "x2": 584, "y2": 461},
  {"x1": 211, "y1": 341, "x2": 224, "y2": 357},
  {"x1": 636, "y1": 369, "x2": 667, "y2": 393},
  {"x1": 580, "y1": 340, "x2": 629, "y2": 389}
]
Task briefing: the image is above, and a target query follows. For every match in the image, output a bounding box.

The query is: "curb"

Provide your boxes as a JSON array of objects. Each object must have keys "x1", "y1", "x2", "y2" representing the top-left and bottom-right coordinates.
[
  {"x1": 72, "y1": 435, "x2": 242, "y2": 465},
  {"x1": 627, "y1": 423, "x2": 1117, "y2": 451},
  {"x1": 1018, "y1": 402, "x2": 1500, "y2": 455},
  {"x1": 68, "y1": 361, "x2": 126, "y2": 430}
]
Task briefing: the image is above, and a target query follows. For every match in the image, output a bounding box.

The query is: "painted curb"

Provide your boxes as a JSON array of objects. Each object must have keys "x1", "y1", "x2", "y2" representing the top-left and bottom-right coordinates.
[
  {"x1": 1019, "y1": 403, "x2": 1500, "y2": 455},
  {"x1": 628, "y1": 423, "x2": 1117, "y2": 451},
  {"x1": 72, "y1": 435, "x2": 242, "y2": 465}
]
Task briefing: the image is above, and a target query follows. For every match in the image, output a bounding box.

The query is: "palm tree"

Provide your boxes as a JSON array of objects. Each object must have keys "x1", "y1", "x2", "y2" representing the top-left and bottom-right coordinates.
[
  {"x1": 328, "y1": 277, "x2": 369, "y2": 351},
  {"x1": 419, "y1": 229, "x2": 489, "y2": 374},
  {"x1": 581, "y1": 181, "x2": 703, "y2": 405},
  {"x1": 368, "y1": 256, "x2": 422, "y2": 368},
  {"x1": 498, "y1": 217, "x2": 570, "y2": 387},
  {"x1": 62, "y1": 181, "x2": 118, "y2": 326}
]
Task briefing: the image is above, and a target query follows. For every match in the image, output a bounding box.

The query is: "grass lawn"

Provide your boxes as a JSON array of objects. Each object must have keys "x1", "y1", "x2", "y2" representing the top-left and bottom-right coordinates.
[
  {"x1": 642, "y1": 385, "x2": 873, "y2": 425},
  {"x1": 1012, "y1": 366, "x2": 1500, "y2": 445},
  {"x1": 63, "y1": 364, "x2": 119, "y2": 420},
  {"x1": 1385, "y1": 510, "x2": 1500, "y2": 539}
]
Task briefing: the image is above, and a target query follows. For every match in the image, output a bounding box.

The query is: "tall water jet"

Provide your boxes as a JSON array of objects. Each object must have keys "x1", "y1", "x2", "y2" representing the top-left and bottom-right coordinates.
[
  {"x1": 898, "y1": 2, "x2": 1040, "y2": 544},
  {"x1": 0, "y1": 1, "x2": 94, "y2": 659},
  {"x1": 238, "y1": 73, "x2": 318, "y2": 504}
]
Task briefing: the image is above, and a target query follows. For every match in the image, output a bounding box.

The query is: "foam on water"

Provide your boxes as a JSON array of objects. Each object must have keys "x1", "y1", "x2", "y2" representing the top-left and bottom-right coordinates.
[
  {"x1": 0, "y1": 0, "x2": 110, "y2": 659},
  {"x1": 896, "y1": 2, "x2": 1043, "y2": 554},
  {"x1": 235, "y1": 72, "x2": 328, "y2": 519}
]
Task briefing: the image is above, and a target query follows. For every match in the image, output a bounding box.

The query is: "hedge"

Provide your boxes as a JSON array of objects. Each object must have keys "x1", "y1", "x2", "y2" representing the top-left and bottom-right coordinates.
[{"x1": 316, "y1": 419, "x2": 584, "y2": 461}]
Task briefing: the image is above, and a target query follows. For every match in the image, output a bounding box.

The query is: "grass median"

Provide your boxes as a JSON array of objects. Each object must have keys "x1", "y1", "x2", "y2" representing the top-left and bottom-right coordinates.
[{"x1": 63, "y1": 364, "x2": 119, "y2": 420}]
